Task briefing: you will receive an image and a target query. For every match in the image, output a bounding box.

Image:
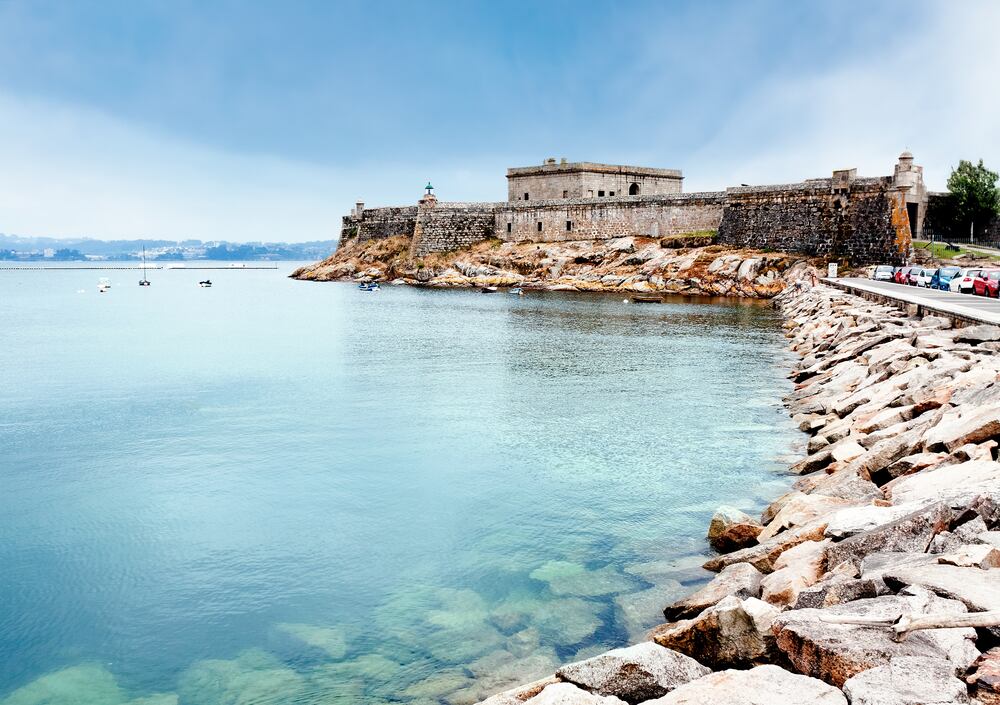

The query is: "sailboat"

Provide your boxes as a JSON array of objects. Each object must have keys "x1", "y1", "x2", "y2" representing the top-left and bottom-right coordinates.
[{"x1": 139, "y1": 245, "x2": 151, "y2": 286}]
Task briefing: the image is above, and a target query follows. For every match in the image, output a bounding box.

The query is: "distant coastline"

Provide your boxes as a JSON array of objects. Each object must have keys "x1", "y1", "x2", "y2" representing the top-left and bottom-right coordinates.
[{"x1": 0, "y1": 233, "x2": 337, "y2": 263}]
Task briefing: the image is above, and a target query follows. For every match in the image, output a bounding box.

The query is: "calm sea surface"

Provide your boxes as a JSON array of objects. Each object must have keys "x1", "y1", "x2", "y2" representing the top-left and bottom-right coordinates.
[{"x1": 0, "y1": 264, "x2": 800, "y2": 704}]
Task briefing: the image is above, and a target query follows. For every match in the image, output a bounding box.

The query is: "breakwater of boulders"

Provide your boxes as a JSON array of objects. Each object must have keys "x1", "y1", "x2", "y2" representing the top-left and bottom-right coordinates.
[{"x1": 473, "y1": 282, "x2": 1000, "y2": 704}]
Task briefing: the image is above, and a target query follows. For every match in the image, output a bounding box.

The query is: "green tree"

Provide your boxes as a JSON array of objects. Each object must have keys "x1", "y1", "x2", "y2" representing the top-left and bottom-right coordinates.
[{"x1": 945, "y1": 159, "x2": 1000, "y2": 238}]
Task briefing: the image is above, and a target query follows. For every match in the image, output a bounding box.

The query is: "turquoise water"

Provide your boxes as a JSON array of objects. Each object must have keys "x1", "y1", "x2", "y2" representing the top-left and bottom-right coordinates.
[{"x1": 0, "y1": 265, "x2": 799, "y2": 705}]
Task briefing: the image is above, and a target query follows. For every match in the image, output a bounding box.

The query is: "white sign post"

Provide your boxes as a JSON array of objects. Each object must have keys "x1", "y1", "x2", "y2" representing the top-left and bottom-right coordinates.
[{"x1": 827, "y1": 262, "x2": 839, "y2": 279}]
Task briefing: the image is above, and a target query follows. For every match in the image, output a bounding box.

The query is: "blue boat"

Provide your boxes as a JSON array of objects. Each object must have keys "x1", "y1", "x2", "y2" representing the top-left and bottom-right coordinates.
[{"x1": 358, "y1": 282, "x2": 380, "y2": 291}]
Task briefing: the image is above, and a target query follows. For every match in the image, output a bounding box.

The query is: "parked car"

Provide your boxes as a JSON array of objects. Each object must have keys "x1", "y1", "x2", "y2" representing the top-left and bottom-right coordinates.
[
  {"x1": 872, "y1": 265, "x2": 895, "y2": 281},
  {"x1": 914, "y1": 268, "x2": 937, "y2": 287},
  {"x1": 973, "y1": 269, "x2": 1000, "y2": 297},
  {"x1": 931, "y1": 266, "x2": 961, "y2": 290},
  {"x1": 904, "y1": 265, "x2": 924, "y2": 285},
  {"x1": 951, "y1": 267, "x2": 983, "y2": 294},
  {"x1": 894, "y1": 267, "x2": 908, "y2": 284}
]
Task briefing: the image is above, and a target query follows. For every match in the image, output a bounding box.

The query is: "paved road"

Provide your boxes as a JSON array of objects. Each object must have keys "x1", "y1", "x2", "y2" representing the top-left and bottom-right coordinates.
[{"x1": 825, "y1": 278, "x2": 1000, "y2": 326}]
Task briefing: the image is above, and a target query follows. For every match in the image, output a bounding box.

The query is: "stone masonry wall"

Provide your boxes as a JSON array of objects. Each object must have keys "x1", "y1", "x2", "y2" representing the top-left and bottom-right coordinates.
[
  {"x1": 717, "y1": 178, "x2": 911, "y2": 266},
  {"x1": 497, "y1": 193, "x2": 724, "y2": 243},
  {"x1": 341, "y1": 206, "x2": 418, "y2": 244},
  {"x1": 410, "y1": 204, "x2": 498, "y2": 257}
]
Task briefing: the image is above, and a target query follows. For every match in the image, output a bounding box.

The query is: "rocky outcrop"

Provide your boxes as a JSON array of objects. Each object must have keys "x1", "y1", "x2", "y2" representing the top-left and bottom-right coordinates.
[{"x1": 291, "y1": 236, "x2": 816, "y2": 298}]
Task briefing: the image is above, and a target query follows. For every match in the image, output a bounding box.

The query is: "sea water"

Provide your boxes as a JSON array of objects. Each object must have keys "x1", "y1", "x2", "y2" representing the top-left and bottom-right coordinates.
[{"x1": 0, "y1": 265, "x2": 800, "y2": 704}]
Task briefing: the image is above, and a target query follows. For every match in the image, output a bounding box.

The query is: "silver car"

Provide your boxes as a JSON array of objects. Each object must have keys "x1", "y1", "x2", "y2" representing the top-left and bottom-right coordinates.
[{"x1": 872, "y1": 265, "x2": 895, "y2": 281}]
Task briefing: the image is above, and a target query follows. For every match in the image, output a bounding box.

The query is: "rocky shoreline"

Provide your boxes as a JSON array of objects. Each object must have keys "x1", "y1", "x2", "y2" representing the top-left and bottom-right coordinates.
[
  {"x1": 471, "y1": 283, "x2": 1000, "y2": 704},
  {"x1": 290, "y1": 235, "x2": 822, "y2": 298}
]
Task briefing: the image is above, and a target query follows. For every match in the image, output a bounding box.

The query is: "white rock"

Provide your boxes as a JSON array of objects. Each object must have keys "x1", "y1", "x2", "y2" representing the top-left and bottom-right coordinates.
[
  {"x1": 841, "y1": 656, "x2": 969, "y2": 705},
  {"x1": 556, "y1": 642, "x2": 709, "y2": 703},
  {"x1": 645, "y1": 664, "x2": 846, "y2": 704}
]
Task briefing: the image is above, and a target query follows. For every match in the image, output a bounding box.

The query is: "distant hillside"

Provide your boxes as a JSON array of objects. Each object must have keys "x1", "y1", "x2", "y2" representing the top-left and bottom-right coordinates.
[{"x1": 0, "y1": 233, "x2": 337, "y2": 261}]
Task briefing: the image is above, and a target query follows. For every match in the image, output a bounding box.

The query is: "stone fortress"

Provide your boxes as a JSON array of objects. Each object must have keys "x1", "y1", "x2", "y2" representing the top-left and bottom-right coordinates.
[{"x1": 339, "y1": 152, "x2": 930, "y2": 265}]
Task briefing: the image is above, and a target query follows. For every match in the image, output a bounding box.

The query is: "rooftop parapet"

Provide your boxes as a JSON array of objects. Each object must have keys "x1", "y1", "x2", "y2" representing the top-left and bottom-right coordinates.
[{"x1": 506, "y1": 161, "x2": 683, "y2": 179}]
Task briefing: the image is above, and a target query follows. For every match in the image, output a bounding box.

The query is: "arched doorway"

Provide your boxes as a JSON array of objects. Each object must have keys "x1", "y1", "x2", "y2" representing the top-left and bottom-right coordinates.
[{"x1": 628, "y1": 182, "x2": 640, "y2": 196}]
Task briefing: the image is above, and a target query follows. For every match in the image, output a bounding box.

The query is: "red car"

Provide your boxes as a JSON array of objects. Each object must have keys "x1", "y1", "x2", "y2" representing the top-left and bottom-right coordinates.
[
  {"x1": 903, "y1": 265, "x2": 923, "y2": 285},
  {"x1": 973, "y1": 269, "x2": 1000, "y2": 297},
  {"x1": 894, "y1": 267, "x2": 908, "y2": 284}
]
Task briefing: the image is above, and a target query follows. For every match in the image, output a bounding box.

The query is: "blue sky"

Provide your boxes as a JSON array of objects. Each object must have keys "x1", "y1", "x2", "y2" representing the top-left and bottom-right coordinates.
[{"x1": 1, "y1": 0, "x2": 998, "y2": 242}]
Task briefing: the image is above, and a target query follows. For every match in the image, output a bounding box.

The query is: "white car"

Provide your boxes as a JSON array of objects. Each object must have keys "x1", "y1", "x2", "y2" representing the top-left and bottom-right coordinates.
[
  {"x1": 872, "y1": 265, "x2": 895, "y2": 281},
  {"x1": 950, "y1": 267, "x2": 982, "y2": 294},
  {"x1": 914, "y1": 268, "x2": 937, "y2": 287}
]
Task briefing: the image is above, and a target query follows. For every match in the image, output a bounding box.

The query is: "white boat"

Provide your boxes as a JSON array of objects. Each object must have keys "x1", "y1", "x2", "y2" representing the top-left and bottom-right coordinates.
[
  {"x1": 139, "y1": 245, "x2": 151, "y2": 286},
  {"x1": 98, "y1": 277, "x2": 111, "y2": 293},
  {"x1": 199, "y1": 279, "x2": 212, "y2": 288}
]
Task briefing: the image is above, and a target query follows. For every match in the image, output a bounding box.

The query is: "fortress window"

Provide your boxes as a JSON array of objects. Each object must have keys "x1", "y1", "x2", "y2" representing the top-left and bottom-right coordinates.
[
  {"x1": 524, "y1": 192, "x2": 529, "y2": 200},
  {"x1": 587, "y1": 190, "x2": 594, "y2": 198},
  {"x1": 609, "y1": 191, "x2": 615, "y2": 196},
  {"x1": 629, "y1": 182, "x2": 640, "y2": 195},
  {"x1": 566, "y1": 220, "x2": 572, "y2": 232},
  {"x1": 598, "y1": 190, "x2": 605, "y2": 197},
  {"x1": 563, "y1": 190, "x2": 568, "y2": 198},
  {"x1": 537, "y1": 221, "x2": 542, "y2": 232},
  {"x1": 507, "y1": 222, "x2": 512, "y2": 233}
]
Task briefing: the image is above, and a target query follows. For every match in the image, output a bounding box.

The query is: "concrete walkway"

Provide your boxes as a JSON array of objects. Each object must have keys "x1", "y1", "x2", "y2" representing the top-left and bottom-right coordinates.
[{"x1": 824, "y1": 277, "x2": 1000, "y2": 326}]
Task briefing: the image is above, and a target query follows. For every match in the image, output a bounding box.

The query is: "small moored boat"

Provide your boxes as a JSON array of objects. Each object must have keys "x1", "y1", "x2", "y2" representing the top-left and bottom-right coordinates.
[
  {"x1": 631, "y1": 295, "x2": 662, "y2": 303},
  {"x1": 358, "y1": 282, "x2": 380, "y2": 291},
  {"x1": 481, "y1": 286, "x2": 499, "y2": 293},
  {"x1": 509, "y1": 287, "x2": 523, "y2": 296},
  {"x1": 199, "y1": 280, "x2": 212, "y2": 288}
]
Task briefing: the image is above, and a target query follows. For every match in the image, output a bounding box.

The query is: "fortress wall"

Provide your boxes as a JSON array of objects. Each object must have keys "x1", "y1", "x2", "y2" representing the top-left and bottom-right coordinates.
[
  {"x1": 717, "y1": 178, "x2": 911, "y2": 266},
  {"x1": 410, "y1": 204, "x2": 498, "y2": 257},
  {"x1": 341, "y1": 206, "x2": 418, "y2": 244},
  {"x1": 497, "y1": 194, "x2": 725, "y2": 243}
]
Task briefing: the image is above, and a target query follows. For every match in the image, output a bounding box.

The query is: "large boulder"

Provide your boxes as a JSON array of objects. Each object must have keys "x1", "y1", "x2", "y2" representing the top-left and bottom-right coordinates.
[
  {"x1": 923, "y1": 406, "x2": 1000, "y2": 452},
  {"x1": 886, "y1": 460, "x2": 1000, "y2": 509},
  {"x1": 882, "y1": 563, "x2": 1000, "y2": 612},
  {"x1": 824, "y1": 502, "x2": 951, "y2": 570},
  {"x1": 704, "y1": 521, "x2": 828, "y2": 574},
  {"x1": 555, "y1": 642, "x2": 708, "y2": 704},
  {"x1": 760, "y1": 539, "x2": 829, "y2": 607},
  {"x1": 650, "y1": 596, "x2": 780, "y2": 669},
  {"x1": 823, "y1": 502, "x2": 929, "y2": 540},
  {"x1": 771, "y1": 591, "x2": 979, "y2": 687},
  {"x1": 966, "y1": 647, "x2": 1000, "y2": 705},
  {"x1": 954, "y1": 324, "x2": 1000, "y2": 344},
  {"x1": 707, "y1": 506, "x2": 762, "y2": 552},
  {"x1": 841, "y1": 656, "x2": 970, "y2": 705},
  {"x1": 758, "y1": 494, "x2": 853, "y2": 542},
  {"x1": 643, "y1": 665, "x2": 846, "y2": 704},
  {"x1": 663, "y1": 563, "x2": 763, "y2": 621}
]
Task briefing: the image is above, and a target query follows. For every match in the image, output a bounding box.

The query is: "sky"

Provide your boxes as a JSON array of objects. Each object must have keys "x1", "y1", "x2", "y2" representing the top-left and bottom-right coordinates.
[{"x1": 0, "y1": 0, "x2": 998, "y2": 243}]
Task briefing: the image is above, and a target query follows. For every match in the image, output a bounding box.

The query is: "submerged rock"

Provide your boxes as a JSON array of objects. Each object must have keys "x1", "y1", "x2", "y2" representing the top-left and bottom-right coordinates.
[
  {"x1": 643, "y1": 664, "x2": 846, "y2": 704},
  {"x1": 663, "y1": 562, "x2": 763, "y2": 621},
  {"x1": 556, "y1": 642, "x2": 709, "y2": 704},
  {"x1": 275, "y1": 622, "x2": 348, "y2": 659},
  {"x1": 529, "y1": 561, "x2": 641, "y2": 597}
]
